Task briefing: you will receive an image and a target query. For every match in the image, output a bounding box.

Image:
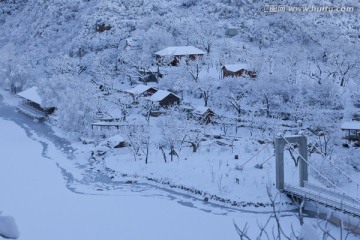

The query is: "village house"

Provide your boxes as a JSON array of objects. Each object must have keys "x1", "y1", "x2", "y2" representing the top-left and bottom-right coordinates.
[
  {"x1": 125, "y1": 84, "x2": 157, "y2": 100},
  {"x1": 16, "y1": 87, "x2": 55, "y2": 121},
  {"x1": 222, "y1": 64, "x2": 257, "y2": 78},
  {"x1": 149, "y1": 90, "x2": 180, "y2": 107},
  {"x1": 155, "y1": 46, "x2": 206, "y2": 66},
  {"x1": 341, "y1": 121, "x2": 360, "y2": 142}
]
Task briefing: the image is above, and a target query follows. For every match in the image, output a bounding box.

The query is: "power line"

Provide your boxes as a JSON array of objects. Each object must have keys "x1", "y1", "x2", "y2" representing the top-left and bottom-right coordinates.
[
  {"x1": 310, "y1": 142, "x2": 360, "y2": 188},
  {"x1": 240, "y1": 143, "x2": 270, "y2": 169}
]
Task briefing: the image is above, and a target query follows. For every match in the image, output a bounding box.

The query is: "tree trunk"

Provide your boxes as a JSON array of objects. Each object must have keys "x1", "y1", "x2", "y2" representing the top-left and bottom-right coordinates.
[
  {"x1": 191, "y1": 143, "x2": 198, "y2": 153},
  {"x1": 170, "y1": 146, "x2": 174, "y2": 162},
  {"x1": 145, "y1": 145, "x2": 149, "y2": 164},
  {"x1": 204, "y1": 94, "x2": 208, "y2": 107},
  {"x1": 169, "y1": 147, "x2": 178, "y2": 161},
  {"x1": 340, "y1": 77, "x2": 345, "y2": 87},
  {"x1": 264, "y1": 92, "x2": 270, "y2": 117},
  {"x1": 159, "y1": 146, "x2": 167, "y2": 163}
]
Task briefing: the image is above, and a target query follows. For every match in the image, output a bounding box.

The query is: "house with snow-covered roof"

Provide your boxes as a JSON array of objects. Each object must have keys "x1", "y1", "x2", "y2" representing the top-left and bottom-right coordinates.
[
  {"x1": 341, "y1": 121, "x2": 360, "y2": 142},
  {"x1": 125, "y1": 84, "x2": 157, "y2": 99},
  {"x1": 222, "y1": 63, "x2": 256, "y2": 78},
  {"x1": 155, "y1": 46, "x2": 206, "y2": 66},
  {"x1": 149, "y1": 90, "x2": 180, "y2": 107},
  {"x1": 16, "y1": 87, "x2": 55, "y2": 120}
]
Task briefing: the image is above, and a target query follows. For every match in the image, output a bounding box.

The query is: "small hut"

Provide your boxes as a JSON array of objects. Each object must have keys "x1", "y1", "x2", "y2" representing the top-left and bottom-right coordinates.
[
  {"x1": 125, "y1": 84, "x2": 157, "y2": 99},
  {"x1": 149, "y1": 90, "x2": 180, "y2": 107},
  {"x1": 17, "y1": 87, "x2": 55, "y2": 120},
  {"x1": 341, "y1": 121, "x2": 360, "y2": 141}
]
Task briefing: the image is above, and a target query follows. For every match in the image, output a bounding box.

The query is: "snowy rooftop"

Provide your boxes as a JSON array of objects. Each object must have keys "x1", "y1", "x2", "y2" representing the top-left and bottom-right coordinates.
[
  {"x1": 125, "y1": 84, "x2": 157, "y2": 95},
  {"x1": 150, "y1": 90, "x2": 178, "y2": 102},
  {"x1": 223, "y1": 63, "x2": 250, "y2": 72},
  {"x1": 193, "y1": 106, "x2": 212, "y2": 115},
  {"x1": 107, "y1": 135, "x2": 125, "y2": 143},
  {"x1": 17, "y1": 86, "x2": 43, "y2": 106},
  {"x1": 155, "y1": 46, "x2": 206, "y2": 56},
  {"x1": 341, "y1": 121, "x2": 360, "y2": 130},
  {"x1": 99, "y1": 135, "x2": 126, "y2": 148}
]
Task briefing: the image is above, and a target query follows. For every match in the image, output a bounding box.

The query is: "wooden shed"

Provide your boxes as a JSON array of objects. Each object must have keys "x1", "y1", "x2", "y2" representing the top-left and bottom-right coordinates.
[
  {"x1": 149, "y1": 90, "x2": 180, "y2": 107},
  {"x1": 341, "y1": 121, "x2": 360, "y2": 141}
]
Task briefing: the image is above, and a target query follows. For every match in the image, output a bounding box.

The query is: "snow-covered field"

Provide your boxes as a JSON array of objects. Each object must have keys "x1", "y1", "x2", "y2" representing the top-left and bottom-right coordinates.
[
  {"x1": 1, "y1": 91, "x2": 359, "y2": 239},
  {"x1": 0, "y1": 117, "x2": 245, "y2": 239}
]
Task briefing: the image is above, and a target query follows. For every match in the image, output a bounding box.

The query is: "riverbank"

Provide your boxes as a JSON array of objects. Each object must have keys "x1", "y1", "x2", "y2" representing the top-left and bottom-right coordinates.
[
  {"x1": 0, "y1": 117, "x2": 249, "y2": 239},
  {"x1": 0, "y1": 89, "x2": 286, "y2": 208},
  {"x1": 1, "y1": 89, "x2": 358, "y2": 239}
]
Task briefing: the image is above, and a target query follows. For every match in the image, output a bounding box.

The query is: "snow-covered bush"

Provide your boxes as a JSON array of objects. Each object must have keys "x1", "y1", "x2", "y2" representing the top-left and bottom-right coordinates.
[
  {"x1": 0, "y1": 214, "x2": 19, "y2": 239},
  {"x1": 0, "y1": 43, "x2": 31, "y2": 93}
]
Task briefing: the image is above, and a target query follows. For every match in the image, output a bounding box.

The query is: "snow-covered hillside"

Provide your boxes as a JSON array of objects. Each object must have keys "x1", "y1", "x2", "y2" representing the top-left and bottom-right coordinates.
[
  {"x1": 0, "y1": 0, "x2": 359, "y2": 131},
  {"x1": 0, "y1": 0, "x2": 360, "y2": 238}
]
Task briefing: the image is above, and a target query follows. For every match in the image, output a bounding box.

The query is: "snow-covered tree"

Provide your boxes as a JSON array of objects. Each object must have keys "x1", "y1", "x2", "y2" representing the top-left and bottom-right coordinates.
[
  {"x1": 0, "y1": 43, "x2": 31, "y2": 93},
  {"x1": 157, "y1": 108, "x2": 185, "y2": 162},
  {"x1": 329, "y1": 53, "x2": 358, "y2": 87}
]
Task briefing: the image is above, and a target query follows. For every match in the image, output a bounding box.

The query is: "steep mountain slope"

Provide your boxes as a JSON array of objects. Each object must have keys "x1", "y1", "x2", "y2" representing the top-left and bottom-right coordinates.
[{"x1": 0, "y1": 0, "x2": 359, "y2": 136}]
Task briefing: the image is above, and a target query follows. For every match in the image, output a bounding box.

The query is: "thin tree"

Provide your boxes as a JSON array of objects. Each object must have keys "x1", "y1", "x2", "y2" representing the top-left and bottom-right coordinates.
[{"x1": 330, "y1": 53, "x2": 358, "y2": 87}]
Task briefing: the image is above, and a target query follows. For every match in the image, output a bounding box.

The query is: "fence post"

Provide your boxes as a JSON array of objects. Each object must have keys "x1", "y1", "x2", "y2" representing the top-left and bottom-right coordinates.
[{"x1": 275, "y1": 137, "x2": 285, "y2": 190}]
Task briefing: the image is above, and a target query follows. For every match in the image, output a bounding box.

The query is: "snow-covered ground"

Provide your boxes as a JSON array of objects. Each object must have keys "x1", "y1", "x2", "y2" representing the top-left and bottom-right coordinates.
[
  {"x1": 1, "y1": 91, "x2": 359, "y2": 239},
  {"x1": 0, "y1": 117, "x2": 244, "y2": 239}
]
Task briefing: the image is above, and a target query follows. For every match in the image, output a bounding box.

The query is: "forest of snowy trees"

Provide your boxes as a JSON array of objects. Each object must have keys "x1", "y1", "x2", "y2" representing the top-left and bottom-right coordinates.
[
  {"x1": 0, "y1": 0, "x2": 359, "y2": 182},
  {"x1": 1, "y1": 1, "x2": 360, "y2": 239}
]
